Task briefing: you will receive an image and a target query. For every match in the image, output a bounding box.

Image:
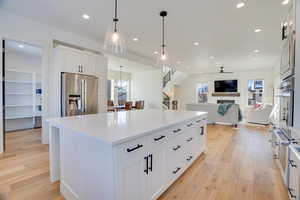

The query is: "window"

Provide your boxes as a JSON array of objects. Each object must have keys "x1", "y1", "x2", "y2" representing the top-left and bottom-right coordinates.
[
  {"x1": 247, "y1": 80, "x2": 264, "y2": 106},
  {"x1": 117, "y1": 80, "x2": 129, "y2": 104},
  {"x1": 197, "y1": 83, "x2": 209, "y2": 103}
]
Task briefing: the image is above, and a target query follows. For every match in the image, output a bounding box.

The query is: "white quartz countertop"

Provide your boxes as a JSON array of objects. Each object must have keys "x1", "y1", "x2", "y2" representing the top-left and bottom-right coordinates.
[{"x1": 47, "y1": 109, "x2": 207, "y2": 145}]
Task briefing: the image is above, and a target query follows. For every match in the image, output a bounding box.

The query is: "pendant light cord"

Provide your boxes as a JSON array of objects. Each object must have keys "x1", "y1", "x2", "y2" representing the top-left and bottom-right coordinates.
[
  {"x1": 162, "y1": 16, "x2": 165, "y2": 54},
  {"x1": 113, "y1": 0, "x2": 118, "y2": 32}
]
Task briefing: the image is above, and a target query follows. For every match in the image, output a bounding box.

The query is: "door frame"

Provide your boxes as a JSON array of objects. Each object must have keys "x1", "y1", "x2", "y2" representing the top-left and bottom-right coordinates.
[
  {"x1": 0, "y1": 38, "x2": 4, "y2": 153},
  {"x1": 0, "y1": 38, "x2": 47, "y2": 153}
]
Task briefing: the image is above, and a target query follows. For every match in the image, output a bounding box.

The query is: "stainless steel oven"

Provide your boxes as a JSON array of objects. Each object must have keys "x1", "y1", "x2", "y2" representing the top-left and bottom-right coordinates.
[
  {"x1": 279, "y1": 76, "x2": 294, "y2": 135},
  {"x1": 280, "y1": 2, "x2": 295, "y2": 80}
]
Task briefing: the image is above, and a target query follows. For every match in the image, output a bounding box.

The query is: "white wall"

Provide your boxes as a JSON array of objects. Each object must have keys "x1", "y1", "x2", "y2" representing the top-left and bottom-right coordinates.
[
  {"x1": 175, "y1": 68, "x2": 275, "y2": 117},
  {"x1": 0, "y1": 10, "x2": 103, "y2": 152},
  {"x1": 131, "y1": 70, "x2": 163, "y2": 109}
]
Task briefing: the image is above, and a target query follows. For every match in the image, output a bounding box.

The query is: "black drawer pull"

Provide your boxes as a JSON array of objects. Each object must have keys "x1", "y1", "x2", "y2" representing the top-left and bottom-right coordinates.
[
  {"x1": 187, "y1": 123, "x2": 193, "y2": 127},
  {"x1": 173, "y1": 128, "x2": 182, "y2": 134},
  {"x1": 289, "y1": 159, "x2": 297, "y2": 168},
  {"x1": 200, "y1": 127, "x2": 204, "y2": 136},
  {"x1": 127, "y1": 144, "x2": 143, "y2": 152},
  {"x1": 196, "y1": 120, "x2": 201, "y2": 123},
  {"x1": 187, "y1": 137, "x2": 193, "y2": 142},
  {"x1": 186, "y1": 156, "x2": 193, "y2": 161},
  {"x1": 144, "y1": 156, "x2": 148, "y2": 174},
  {"x1": 154, "y1": 135, "x2": 166, "y2": 142},
  {"x1": 288, "y1": 188, "x2": 297, "y2": 199},
  {"x1": 173, "y1": 167, "x2": 181, "y2": 174},
  {"x1": 172, "y1": 145, "x2": 181, "y2": 151}
]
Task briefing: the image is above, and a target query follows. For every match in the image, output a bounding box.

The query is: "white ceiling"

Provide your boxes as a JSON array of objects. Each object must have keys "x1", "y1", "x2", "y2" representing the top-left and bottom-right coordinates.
[
  {"x1": 5, "y1": 40, "x2": 43, "y2": 57},
  {"x1": 0, "y1": 0, "x2": 288, "y2": 73}
]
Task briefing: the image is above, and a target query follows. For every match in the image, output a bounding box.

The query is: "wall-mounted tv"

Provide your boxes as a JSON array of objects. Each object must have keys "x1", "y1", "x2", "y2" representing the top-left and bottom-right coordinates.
[{"x1": 214, "y1": 80, "x2": 238, "y2": 93}]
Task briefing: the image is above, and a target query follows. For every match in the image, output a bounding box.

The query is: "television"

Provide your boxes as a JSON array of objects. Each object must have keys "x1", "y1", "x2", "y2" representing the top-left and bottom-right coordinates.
[{"x1": 214, "y1": 80, "x2": 238, "y2": 93}]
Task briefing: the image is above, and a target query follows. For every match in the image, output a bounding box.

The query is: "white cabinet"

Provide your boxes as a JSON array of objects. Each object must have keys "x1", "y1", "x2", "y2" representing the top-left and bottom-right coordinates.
[
  {"x1": 116, "y1": 117, "x2": 207, "y2": 200},
  {"x1": 288, "y1": 146, "x2": 300, "y2": 200},
  {"x1": 57, "y1": 46, "x2": 98, "y2": 75},
  {"x1": 64, "y1": 48, "x2": 82, "y2": 74},
  {"x1": 118, "y1": 157, "x2": 147, "y2": 200},
  {"x1": 51, "y1": 114, "x2": 208, "y2": 200},
  {"x1": 147, "y1": 147, "x2": 166, "y2": 199}
]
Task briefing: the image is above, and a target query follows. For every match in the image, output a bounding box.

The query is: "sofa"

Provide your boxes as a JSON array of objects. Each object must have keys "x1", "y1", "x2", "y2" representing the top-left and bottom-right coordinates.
[
  {"x1": 186, "y1": 103, "x2": 240, "y2": 126},
  {"x1": 247, "y1": 104, "x2": 273, "y2": 125}
]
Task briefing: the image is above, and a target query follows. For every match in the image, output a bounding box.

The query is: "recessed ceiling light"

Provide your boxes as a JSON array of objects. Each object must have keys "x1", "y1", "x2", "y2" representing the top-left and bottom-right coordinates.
[
  {"x1": 253, "y1": 49, "x2": 260, "y2": 53},
  {"x1": 194, "y1": 42, "x2": 200, "y2": 46},
  {"x1": 236, "y1": 2, "x2": 245, "y2": 8},
  {"x1": 18, "y1": 44, "x2": 24, "y2": 48},
  {"x1": 282, "y1": 0, "x2": 289, "y2": 5},
  {"x1": 254, "y1": 28, "x2": 262, "y2": 33},
  {"x1": 82, "y1": 14, "x2": 90, "y2": 20},
  {"x1": 209, "y1": 56, "x2": 215, "y2": 59},
  {"x1": 133, "y1": 38, "x2": 139, "y2": 42},
  {"x1": 154, "y1": 51, "x2": 159, "y2": 55}
]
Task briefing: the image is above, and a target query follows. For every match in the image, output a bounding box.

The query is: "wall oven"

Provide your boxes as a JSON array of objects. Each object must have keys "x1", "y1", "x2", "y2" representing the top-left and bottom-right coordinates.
[
  {"x1": 279, "y1": 76, "x2": 294, "y2": 135},
  {"x1": 280, "y1": 1, "x2": 295, "y2": 80}
]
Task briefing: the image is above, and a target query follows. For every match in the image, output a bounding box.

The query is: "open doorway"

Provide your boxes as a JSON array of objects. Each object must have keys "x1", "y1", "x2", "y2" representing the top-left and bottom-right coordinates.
[{"x1": 2, "y1": 39, "x2": 43, "y2": 152}]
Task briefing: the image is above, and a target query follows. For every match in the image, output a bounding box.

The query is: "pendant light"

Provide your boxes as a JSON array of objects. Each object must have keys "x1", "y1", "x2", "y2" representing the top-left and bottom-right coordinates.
[
  {"x1": 157, "y1": 11, "x2": 170, "y2": 68},
  {"x1": 103, "y1": 0, "x2": 126, "y2": 54}
]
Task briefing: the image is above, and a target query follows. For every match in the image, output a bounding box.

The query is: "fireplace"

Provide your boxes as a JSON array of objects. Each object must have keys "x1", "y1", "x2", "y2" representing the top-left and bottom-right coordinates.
[{"x1": 217, "y1": 100, "x2": 235, "y2": 104}]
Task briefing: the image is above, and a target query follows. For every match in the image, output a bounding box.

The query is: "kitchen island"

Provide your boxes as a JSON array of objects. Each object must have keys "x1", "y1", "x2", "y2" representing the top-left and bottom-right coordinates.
[{"x1": 48, "y1": 109, "x2": 207, "y2": 200}]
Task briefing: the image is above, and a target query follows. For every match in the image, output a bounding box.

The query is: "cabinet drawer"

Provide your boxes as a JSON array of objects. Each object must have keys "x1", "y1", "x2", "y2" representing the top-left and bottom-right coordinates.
[
  {"x1": 148, "y1": 130, "x2": 169, "y2": 148},
  {"x1": 166, "y1": 124, "x2": 185, "y2": 138},
  {"x1": 116, "y1": 137, "x2": 148, "y2": 162}
]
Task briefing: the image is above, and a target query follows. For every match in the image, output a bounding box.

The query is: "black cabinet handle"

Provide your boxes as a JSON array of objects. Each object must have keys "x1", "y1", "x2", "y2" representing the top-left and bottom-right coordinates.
[
  {"x1": 187, "y1": 123, "x2": 193, "y2": 127},
  {"x1": 173, "y1": 128, "x2": 182, "y2": 134},
  {"x1": 172, "y1": 145, "x2": 181, "y2": 151},
  {"x1": 200, "y1": 127, "x2": 204, "y2": 136},
  {"x1": 187, "y1": 137, "x2": 193, "y2": 142},
  {"x1": 149, "y1": 154, "x2": 153, "y2": 172},
  {"x1": 196, "y1": 119, "x2": 201, "y2": 123},
  {"x1": 187, "y1": 156, "x2": 193, "y2": 161},
  {"x1": 144, "y1": 156, "x2": 148, "y2": 174},
  {"x1": 126, "y1": 144, "x2": 143, "y2": 152},
  {"x1": 172, "y1": 167, "x2": 181, "y2": 174},
  {"x1": 288, "y1": 188, "x2": 297, "y2": 199},
  {"x1": 154, "y1": 135, "x2": 166, "y2": 142},
  {"x1": 289, "y1": 159, "x2": 297, "y2": 168},
  {"x1": 78, "y1": 65, "x2": 81, "y2": 72}
]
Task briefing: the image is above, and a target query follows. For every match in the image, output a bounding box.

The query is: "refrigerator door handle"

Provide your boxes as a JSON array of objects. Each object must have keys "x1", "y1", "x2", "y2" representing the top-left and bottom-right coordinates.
[
  {"x1": 80, "y1": 78, "x2": 85, "y2": 113},
  {"x1": 84, "y1": 79, "x2": 88, "y2": 113}
]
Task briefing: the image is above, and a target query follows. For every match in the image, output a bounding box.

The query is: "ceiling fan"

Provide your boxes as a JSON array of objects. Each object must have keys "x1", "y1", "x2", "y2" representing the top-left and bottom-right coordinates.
[{"x1": 218, "y1": 66, "x2": 233, "y2": 74}]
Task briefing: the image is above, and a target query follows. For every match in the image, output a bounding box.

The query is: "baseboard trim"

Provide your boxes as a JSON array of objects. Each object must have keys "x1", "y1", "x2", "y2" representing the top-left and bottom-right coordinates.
[{"x1": 61, "y1": 181, "x2": 79, "y2": 200}]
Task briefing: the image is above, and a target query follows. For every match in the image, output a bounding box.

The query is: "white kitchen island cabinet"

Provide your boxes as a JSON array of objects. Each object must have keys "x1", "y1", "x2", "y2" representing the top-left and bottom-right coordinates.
[{"x1": 48, "y1": 109, "x2": 207, "y2": 200}]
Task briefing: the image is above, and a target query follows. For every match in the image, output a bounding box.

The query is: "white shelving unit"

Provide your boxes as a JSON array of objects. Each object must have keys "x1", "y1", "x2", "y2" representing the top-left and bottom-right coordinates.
[{"x1": 5, "y1": 70, "x2": 42, "y2": 132}]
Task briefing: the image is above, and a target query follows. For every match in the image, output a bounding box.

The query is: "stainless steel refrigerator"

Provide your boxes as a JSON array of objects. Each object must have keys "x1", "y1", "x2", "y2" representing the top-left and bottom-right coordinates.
[{"x1": 61, "y1": 72, "x2": 98, "y2": 117}]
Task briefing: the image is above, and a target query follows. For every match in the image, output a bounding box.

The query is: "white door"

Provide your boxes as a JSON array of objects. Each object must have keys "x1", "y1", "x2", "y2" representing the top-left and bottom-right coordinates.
[
  {"x1": 147, "y1": 150, "x2": 166, "y2": 200},
  {"x1": 81, "y1": 53, "x2": 96, "y2": 75},
  {"x1": 64, "y1": 48, "x2": 82, "y2": 74},
  {"x1": 118, "y1": 156, "x2": 148, "y2": 200}
]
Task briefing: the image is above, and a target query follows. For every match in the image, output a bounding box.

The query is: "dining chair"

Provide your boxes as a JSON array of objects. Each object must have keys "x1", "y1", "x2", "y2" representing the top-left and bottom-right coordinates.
[
  {"x1": 108, "y1": 100, "x2": 114, "y2": 106},
  {"x1": 125, "y1": 101, "x2": 133, "y2": 110}
]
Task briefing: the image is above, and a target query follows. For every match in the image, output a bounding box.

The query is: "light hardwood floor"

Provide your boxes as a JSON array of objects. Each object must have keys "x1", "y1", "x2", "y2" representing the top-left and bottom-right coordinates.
[{"x1": 0, "y1": 125, "x2": 289, "y2": 200}]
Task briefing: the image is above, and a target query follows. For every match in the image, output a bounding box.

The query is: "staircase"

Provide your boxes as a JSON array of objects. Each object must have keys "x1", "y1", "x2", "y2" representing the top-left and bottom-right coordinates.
[{"x1": 162, "y1": 67, "x2": 187, "y2": 110}]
